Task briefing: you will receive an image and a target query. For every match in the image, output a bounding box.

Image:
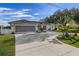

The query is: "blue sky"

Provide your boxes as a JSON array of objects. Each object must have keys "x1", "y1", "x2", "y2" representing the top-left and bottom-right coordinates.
[{"x1": 0, "y1": 3, "x2": 79, "y2": 25}]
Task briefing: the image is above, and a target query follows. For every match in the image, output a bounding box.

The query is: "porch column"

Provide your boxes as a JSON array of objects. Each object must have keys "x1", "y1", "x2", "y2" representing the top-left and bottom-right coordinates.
[{"x1": 35, "y1": 25, "x2": 38, "y2": 31}]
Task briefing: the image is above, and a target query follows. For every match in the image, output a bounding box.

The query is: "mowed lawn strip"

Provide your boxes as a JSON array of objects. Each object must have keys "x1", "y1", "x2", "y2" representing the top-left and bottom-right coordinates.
[
  {"x1": 59, "y1": 39, "x2": 79, "y2": 48},
  {"x1": 57, "y1": 35, "x2": 79, "y2": 48},
  {"x1": 0, "y1": 34, "x2": 15, "y2": 56}
]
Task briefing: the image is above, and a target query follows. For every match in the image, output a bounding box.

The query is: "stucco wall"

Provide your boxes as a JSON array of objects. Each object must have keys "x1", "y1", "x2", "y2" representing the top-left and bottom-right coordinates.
[
  {"x1": 10, "y1": 22, "x2": 55, "y2": 33},
  {"x1": 10, "y1": 23, "x2": 40, "y2": 33},
  {"x1": 1, "y1": 29, "x2": 12, "y2": 34},
  {"x1": 46, "y1": 24, "x2": 55, "y2": 30}
]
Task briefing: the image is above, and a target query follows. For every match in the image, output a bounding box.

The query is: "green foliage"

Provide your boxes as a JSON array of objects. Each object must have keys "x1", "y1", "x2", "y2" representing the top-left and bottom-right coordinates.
[
  {"x1": 57, "y1": 34, "x2": 79, "y2": 48},
  {"x1": 44, "y1": 8, "x2": 79, "y2": 26},
  {"x1": 0, "y1": 34, "x2": 15, "y2": 56},
  {"x1": 57, "y1": 24, "x2": 78, "y2": 32},
  {"x1": 58, "y1": 25, "x2": 67, "y2": 32}
]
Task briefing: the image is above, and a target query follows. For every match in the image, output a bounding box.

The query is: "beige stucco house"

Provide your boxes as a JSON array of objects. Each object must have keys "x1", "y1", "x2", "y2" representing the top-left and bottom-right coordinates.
[{"x1": 8, "y1": 20, "x2": 55, "y2": 33}]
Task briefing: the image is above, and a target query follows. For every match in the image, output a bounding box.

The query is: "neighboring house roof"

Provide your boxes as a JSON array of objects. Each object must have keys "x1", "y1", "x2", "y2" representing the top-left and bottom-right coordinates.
[{"x1": 8, "y1": 20, "x2": 43, "y2": 24}]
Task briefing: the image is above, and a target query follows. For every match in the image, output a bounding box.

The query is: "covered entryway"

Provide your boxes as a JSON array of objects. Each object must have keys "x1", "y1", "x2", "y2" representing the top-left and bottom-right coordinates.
[
  {"x1": 43, "y1": 26, "x2": 46, "y2": 30},
  {"x1": 15, "y1": 26, "x2": 35, "y2": 32}
]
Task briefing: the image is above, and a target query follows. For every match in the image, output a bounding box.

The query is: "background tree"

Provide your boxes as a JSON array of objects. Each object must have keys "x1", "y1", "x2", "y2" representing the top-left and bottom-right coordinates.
[{"x1": 43, "y1": 8, "x2": 79, "y2": 36}]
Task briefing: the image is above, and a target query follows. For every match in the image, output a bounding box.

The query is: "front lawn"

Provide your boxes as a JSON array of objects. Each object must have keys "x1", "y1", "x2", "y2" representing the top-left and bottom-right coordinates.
[
  {"x1": 0, "y1": 34, "x2": 15, "y2": 56},
  {"x1": 57, "y1": 34, "x2": 79, "y2": 48}
]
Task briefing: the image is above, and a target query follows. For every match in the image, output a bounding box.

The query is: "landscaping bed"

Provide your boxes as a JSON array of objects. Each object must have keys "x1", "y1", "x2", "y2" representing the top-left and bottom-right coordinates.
[
  {"x1": 57, "y1": 34, "x2": 79, "y2": 48},
  {"x1": 56, "y1": 24, "x2": 78, "y2": 33},
  {"x1": 0, "y1": 34, "x2": 15, "y2": 56}
]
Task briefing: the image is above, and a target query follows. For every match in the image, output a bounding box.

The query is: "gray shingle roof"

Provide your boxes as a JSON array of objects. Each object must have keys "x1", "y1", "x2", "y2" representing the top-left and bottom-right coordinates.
[{"x1": 8, "y1": 19, "x2": 42, "y2": 24}]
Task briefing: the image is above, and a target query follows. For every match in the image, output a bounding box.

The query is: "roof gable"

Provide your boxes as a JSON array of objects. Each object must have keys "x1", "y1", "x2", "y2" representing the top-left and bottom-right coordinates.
[{"x1": 9, "y1": 19, "x2": 41, "y2": 24}]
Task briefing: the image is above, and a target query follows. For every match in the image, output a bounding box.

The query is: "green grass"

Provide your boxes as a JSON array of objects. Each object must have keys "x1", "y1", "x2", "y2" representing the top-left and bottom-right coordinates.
[
  {"x1": 57, "y1": 35, "x2": 79, "y2": 48},
  {"x1": 0, "y1": 34, "x2": 15, "y2": 56}
]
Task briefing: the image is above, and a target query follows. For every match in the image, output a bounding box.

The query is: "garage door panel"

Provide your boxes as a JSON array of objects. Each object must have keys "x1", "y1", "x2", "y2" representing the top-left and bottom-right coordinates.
[{"x1": 15, "y1": 26, "x2": 35, "y2": 32}]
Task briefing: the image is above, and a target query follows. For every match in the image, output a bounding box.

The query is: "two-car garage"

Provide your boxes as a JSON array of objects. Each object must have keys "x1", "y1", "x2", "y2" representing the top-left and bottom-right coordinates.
[{"x1": 15, "y1": 26, "x2": 36, "y2": 32}]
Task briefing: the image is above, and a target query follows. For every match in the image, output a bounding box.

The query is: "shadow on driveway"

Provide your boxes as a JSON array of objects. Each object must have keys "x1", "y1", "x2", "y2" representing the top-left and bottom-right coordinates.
[{"x1": 48, "y1": 39, "x2": 62, "y2": 44}]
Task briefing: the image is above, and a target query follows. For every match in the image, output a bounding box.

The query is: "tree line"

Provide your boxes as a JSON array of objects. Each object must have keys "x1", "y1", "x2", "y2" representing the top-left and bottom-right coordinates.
[
  {"x1": 44, "y1": 8, "x2": 79, "y2": 35},
  {"x1": 44, "y1": 8, "x2": 79, "y2": 25}
]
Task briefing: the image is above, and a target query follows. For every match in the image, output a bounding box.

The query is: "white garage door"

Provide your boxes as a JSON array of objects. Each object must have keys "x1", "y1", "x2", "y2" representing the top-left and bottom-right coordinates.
[{"x1": 15, "y1": 26, "x2": 35, "y2": 32}]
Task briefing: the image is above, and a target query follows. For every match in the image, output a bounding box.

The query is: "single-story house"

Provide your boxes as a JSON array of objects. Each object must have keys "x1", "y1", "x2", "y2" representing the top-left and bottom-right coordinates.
[{"x1": 8, "y1": 20, "x2": 55, "y2": 33}]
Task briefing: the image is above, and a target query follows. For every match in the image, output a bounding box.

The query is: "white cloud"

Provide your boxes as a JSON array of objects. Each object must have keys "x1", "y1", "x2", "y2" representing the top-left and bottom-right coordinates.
[
  {"x1": 0, "y1": 10, "x2": 27, "y2": 16},
  {"x1": 0, "y1": 7, "x2": 40, "y2": 25},
  {"x1": 12, "y1": 14, "x2": 33, "y2": 17},
  {"x1": 0, "y1": 8, "x2": 31, "y2": 16},
  {"x1": 0, "y1": 7, "x2": 13, "y2": 11},
  {"x1": 33, "y1": 13, "x2": 40, "y2": 15},
  {"x1": 22, "y1": 9, "x2": 31, "y2": 11},
  {"x1": 5, "y1": 10, "x2": 34, "y2": 18},
  {"x1": 10, "y1": 11, "x2": 24, "y2": 15},
  {"x1": 0, "y1": 19, "x2": 9, "y2": 25},
  {"x1": 0, "y1": 9, "x2": 34, "y2": 21}
]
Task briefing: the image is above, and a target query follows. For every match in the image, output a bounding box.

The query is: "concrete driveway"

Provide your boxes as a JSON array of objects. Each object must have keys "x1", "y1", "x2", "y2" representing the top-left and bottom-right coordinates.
[
  {"x1": 15, "y1": 32, "x2": 79, "y2": 56},
  {"x1": 15, "y1": 32, "x2": 60, "y2": 45}
]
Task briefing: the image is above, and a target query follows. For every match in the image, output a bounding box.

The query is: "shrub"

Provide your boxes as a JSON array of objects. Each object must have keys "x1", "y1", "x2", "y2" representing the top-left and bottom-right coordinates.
[
  {"x1": 57, "y1": 34, "x2": 79, "y2": 43},
  {"x1": 57, "y1": 24, "x2": 78, "y2": 32},
  {"x1": 67, "y1": 29, "x2": 77, "y2": 32}
]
